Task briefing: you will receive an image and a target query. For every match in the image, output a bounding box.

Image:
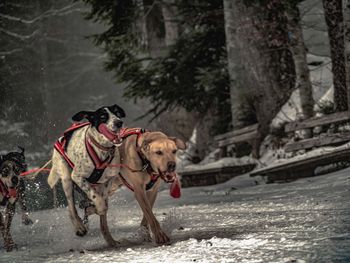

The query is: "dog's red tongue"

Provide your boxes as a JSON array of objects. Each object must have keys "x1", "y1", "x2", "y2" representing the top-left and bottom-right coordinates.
[
  {"x1": 8, "y1": 188, "x2": 17, "y2": 198},
  {"x1": 170, "y1": 175, "x2": 181, "y2": 198},
  {"x1": 98, "y1": 123, "x2": 121, "y2": 144}
]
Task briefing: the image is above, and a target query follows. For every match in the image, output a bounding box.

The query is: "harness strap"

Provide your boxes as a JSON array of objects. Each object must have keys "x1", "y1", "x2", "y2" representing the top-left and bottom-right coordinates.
[
  {"x1": 85, "y1": 135, "x2": 114, "y2": 170},
  {"x1": 118, "y1": 172, "x2": 161, "y2": 192},
  {"x1": 88, "y1": 134, "x2": 114, "y2": 151},
  {"x1": 0, "y1": 180, "x2": 17, "y2": 206},
  {"x1": 54, "y1": 139, "x2": 75, "y2": 169},
  {"x1": 54, "y1": 123, "x2": 116, "y2": 185}
]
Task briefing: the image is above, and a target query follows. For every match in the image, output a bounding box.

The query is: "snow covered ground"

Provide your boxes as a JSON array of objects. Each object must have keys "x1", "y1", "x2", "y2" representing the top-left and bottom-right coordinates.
[{"x1": 1, "y1": 167, "x2": 349, "y2": 262}]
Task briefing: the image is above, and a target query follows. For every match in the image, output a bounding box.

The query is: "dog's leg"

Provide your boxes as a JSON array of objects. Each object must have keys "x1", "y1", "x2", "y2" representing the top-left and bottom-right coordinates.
[
  {"x1": 99, "y1": 196, "x2": 120, "y2": 247},
  {"x1": 140, "y1": 182, "x2": 161, "y2": 241},
  {"x1": 61, "y1": 175, "x2": 88, "y2": 237},
  {"x1": 71, "y1": 170, "x2": 107, "y2": 216},
  {"x1": 0, "y1": 211, "x2": 4, "y2": 245},
  {"x1": 133, "y1": 184, "x2": 169, "y2": 245},
  {"x1": 3, "y1": 202, "x2": 17, "y2": 252},
  {"x1": 17, "y1": 178, "x2": 33, "y2": 225}
]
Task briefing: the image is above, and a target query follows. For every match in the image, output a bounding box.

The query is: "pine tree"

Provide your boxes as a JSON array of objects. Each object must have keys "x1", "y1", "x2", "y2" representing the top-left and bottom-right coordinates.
[{"x1": 79, "y1": 0, "x2": 231, "y2": 136}]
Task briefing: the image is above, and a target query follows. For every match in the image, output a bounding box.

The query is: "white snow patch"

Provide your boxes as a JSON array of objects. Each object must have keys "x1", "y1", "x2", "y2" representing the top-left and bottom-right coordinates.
[{"x1": 271, "y1": 54, "x2": 332, "y2": 128}]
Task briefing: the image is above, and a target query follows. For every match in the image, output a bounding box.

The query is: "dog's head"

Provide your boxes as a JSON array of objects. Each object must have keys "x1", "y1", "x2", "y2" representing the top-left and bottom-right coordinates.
[
  {"x1": 0, "y1": 147, "x2": 26, "y2": 190},
  {"x1": 140, "y1": 132, "x2": 186, "y2": 182},
  {"x1": 72, "y1": 104, "x2": 125, "y2": 132}
]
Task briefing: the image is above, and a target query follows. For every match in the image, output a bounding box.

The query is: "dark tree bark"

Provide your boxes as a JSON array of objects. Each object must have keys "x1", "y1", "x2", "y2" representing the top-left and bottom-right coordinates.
[
  {"x1": 223, "y1": 0, "x2": 245, "y2": 130},
  {"x1": 322, "y1": 0, "x2": 347, "y2": 111},
  {"x1": 286, "y1": 2, "x2": 314, "y2": 138},
  {"x1": 345, "y1": 0, "x2": 350, "y2": 109},
  {"x1": 223, "y1": 0, "x2": 295, "y2": 158}
]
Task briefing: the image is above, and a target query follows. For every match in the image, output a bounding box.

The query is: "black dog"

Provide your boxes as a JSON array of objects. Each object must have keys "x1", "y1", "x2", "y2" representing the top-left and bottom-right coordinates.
[{"x1": 0, "y1": 147, "x2": 33, "y2": 252}]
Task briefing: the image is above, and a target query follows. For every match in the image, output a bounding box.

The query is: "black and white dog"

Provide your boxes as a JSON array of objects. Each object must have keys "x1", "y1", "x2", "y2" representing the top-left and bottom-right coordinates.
[
  {"x1": 48, "y1": 105, "x2": 125, "y2": 240},
  {"x1": 0, "y1": 147, "x2": 33, "y2": 252}
]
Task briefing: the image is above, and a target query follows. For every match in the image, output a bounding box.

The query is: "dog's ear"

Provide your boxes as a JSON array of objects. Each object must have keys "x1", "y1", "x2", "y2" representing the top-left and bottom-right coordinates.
[
  {"x1": 18, "y1": 146, "x2": 25, "y2": 155},
  {"x1": 141, "y1": 139, "x2": 153, "y2": 153},
  {"x1": 110, "y1": 104, "x2": 126, "y2": 118},
  {"x1": 169, "y1": 137, "x2": 186, "y2": 150},
  {"x1": 72, "y1": 111, "x2": 94, "y2": 122}
]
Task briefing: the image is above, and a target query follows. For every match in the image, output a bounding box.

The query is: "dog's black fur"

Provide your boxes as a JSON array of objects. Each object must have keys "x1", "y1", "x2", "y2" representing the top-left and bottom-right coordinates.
[
  {"x1": 72, "y1": 104, "x2": 125, "y2": 128},
  {"x1": 0, "y1": 147, "x2": 33, "y2": 252}
]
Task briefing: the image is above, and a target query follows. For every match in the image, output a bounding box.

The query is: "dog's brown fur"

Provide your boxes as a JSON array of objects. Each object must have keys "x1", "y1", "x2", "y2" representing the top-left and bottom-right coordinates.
[{"x1": 109, "y1": 131, "x2": 186, "y2": 244}]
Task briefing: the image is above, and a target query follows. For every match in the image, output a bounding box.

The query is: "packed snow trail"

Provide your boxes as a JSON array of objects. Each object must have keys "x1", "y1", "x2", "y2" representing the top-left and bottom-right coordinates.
[{"x1": 0, "y1": 168, "x2": 349, "y2": 262}]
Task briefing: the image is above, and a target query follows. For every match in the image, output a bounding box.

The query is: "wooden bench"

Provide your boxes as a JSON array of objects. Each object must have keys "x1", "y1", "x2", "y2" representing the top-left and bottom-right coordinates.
[
  {"x1": 250, "y1": 111, "x2": 350, "y2": 183},
  {"x1": 180, "y1": 163, "x2": 256, "y2": 187},
  {"x1": 250, "y1": 146, "x2": 350, "y2": 183},
  {"x1": 214, "y1": 124, "x2": 259, "y2": 158},
  {"x1": 284, "y1": 111, "x2": 350, "y2": 152},
  {"x1": 178, "y1": 124, "x2": 259, "y2": 187}
]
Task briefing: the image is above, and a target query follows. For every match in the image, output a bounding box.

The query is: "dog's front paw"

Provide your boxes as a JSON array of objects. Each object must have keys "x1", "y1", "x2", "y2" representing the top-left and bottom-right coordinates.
[
  {"x1": 22, "y1": 216, "x2": 34, "y2": 225},
  {"x1": 75, "y1": 223, "x2": 88, "y2": 237},
  {"x1": 5, "y1": 242, "x2": 17, "y2": 252},
  {"x1": 154, "y1": 230, "x2": 170, "y2": 245}
]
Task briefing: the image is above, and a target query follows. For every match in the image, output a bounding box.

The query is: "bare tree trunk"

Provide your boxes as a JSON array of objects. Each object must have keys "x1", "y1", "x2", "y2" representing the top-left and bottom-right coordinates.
[
  {"x1": 143, "y1": 0, "x2": 166, "y2": 57},
  {"x1": 323, "y1": 0, "x2": 347, "y2": 111},
  {"x1": 345, "y1": 0, "x2": 350, "y2": 109},
  {"x1": 161, "y1": 0, "x2": 179, "y2": 47},
  {"x1": 223, "y1": 0, "x2": 245, "y2": 129},
  {"x1": 287, "y1": 3, "x2": 314, "y2": 138},
  {"x1": 223, "y1": 0, "x2": 295, "y2": 158}
]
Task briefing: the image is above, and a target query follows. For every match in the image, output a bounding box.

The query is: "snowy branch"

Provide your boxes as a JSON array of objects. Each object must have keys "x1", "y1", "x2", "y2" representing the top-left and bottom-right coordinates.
[
  {"x1": 0, "y1": 48, "x2": 23, "y2": 56},
  {"x1": 0, "y1": 3, "x2": 88, "y2": 25},
  {"x1": 49, "y1": 52, "x2": 105, "y2": 67},
  {"x1": 0, "y1": 28, "x2": 40, "y2": 41}
]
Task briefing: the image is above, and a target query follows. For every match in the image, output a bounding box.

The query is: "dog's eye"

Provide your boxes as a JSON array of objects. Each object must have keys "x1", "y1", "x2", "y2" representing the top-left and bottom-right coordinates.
[
  {"x1": 100, "y1": 114, "x2": 108, "y2": 120},
  {"x1": 155, "y1": 150, "x2": 163, "y2": 155},
  {"x1": 172, "y1": 150, "x2": 177, "y2": 154},
  {"x1": 1, "y1": 167, "x2": 9, "y2": 176}
]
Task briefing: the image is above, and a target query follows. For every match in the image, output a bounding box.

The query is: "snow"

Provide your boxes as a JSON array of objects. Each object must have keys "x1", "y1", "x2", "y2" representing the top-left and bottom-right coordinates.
[
  {"x1": 1, "y1": 167, "x2": 349, "y2": 262},
  {"x1": 271, "y1": 54, "x2": 332, "y2": 128}
]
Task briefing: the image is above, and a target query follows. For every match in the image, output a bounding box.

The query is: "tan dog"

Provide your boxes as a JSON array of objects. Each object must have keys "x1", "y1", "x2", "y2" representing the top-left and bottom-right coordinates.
[{"x1": 108, "y1": 130, "x2": 186, "y2": 245}]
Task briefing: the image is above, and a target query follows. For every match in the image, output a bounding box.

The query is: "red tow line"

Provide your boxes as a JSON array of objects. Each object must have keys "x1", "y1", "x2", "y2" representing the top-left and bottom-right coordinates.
[{"x1": 20, "y1": 168, "x2": 51, "y2": 177}]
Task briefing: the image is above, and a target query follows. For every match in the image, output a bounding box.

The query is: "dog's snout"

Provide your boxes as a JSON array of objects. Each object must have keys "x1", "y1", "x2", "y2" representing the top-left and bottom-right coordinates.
[
  {"x1": 167, "y1": 162, "x2": 176, "y2": 172},
  {"x1": 11, "y1": 176, "x2": 19, "y2": 186},
  {"x1": 114, "y1": 120, "x2": 123, "y2": 128}
]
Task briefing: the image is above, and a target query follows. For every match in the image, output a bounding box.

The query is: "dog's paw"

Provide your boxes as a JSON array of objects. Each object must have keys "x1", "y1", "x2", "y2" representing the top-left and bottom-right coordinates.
[
  {"x1": 85, "y1": 205, "x2": 96, "y2": 216},
  {"x1": 75, "y1": 224, "x2": 88, "y2": 237},
  {"x1": 5, "y1": 242, "x2": 17, "y2": 252},
  {"x1": 154, "y1": 230, "x2": 170, "y2": 245},
  {"x1": 22, "y1": 216, "x2": 34, "y2": 225}
]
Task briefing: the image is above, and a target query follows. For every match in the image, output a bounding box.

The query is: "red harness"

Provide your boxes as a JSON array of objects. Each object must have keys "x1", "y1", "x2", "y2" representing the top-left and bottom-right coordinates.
[
  {"x1": 54, "y1": 124, "x2": 181, "y2": 197},
  {"x1": 117, "y1": 128, "x2": 181, "y2": 198},
  {"x1": 0, "y1": 180, "x2": 17, "y2": 206},
  {"x1": 54, "y1": 122, "x2": 90, "y2": 169}
]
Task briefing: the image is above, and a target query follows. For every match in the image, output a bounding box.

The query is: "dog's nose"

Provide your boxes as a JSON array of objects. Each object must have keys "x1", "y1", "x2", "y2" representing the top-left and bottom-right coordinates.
[
  {"x1": 11, "y1": 176, "x2": 19, "y2": 186},
  {"x1": 114, "y1": 120, "x2": 123, "y2": 128},
  {"x1": 167, "y1": 162, "x2": 176, "y2": 172}
]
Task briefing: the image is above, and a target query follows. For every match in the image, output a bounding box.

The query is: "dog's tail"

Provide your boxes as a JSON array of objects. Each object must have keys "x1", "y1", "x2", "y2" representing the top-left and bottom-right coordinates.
[{"x1": 47, "y1": 159, "x2": 61, "y2": 188}]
